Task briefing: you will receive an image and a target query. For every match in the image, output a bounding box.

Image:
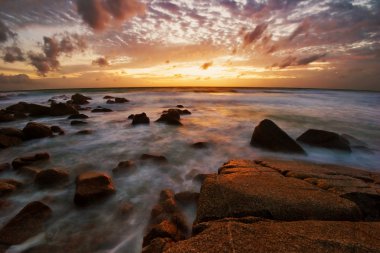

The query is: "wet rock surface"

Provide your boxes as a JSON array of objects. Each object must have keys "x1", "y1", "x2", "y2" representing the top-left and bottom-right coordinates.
[
  {"x1": 159, "y1": 159, "x2": 380, "y2": 253},
  {"x1": 34, "y1": 168, "x2": 70, "y2": 187},
  {"x1": 71, "y1": 93, "x2": 91, "y2": 105},
  {"x1": 0, "y1": 201, "x2": 52, "y2": 246},
  {"x1": 74, "y1": 171, "x2": 116, "y2": 206},
  {"x1": 22, "y1": 122, "x2": 53, "y2": 140},
  {"x1": 250, "y1": 119, "x2": 306, "y2": 154},
  {"x1": 297, "y1": 129, "x2": 352, "y2": 152},
  {"x1": 131, "y1": 113, "x2": 150, "y2": 125},
  {"x1": 12, "y1": 152, "x2": 50, "y2": 169}
]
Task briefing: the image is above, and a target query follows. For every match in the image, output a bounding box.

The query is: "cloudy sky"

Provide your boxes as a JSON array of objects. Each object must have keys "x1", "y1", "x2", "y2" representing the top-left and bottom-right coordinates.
[{"x1": 0, "y1": 0, "x2": 379, "y2": 90}]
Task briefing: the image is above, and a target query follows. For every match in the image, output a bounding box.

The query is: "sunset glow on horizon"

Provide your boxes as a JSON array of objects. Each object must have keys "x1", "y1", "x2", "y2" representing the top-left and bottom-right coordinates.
[{"x1": 0, "y1": 0, "x2": 379, "y2": 91}]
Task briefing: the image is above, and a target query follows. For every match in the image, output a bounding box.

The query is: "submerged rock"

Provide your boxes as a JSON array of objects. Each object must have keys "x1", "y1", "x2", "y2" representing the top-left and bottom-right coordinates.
[
  {"x1": 0, "y1": 134, "x2": 22, "y2": 148},
  {"x1": 297, "y1": 129, "x2": 351, "y2": 152},
  {"x1": 71, "y1": 120, "x2": 88, "y2": 126},
  {"x1": 0, "y1": 179, "x2": 23, "y2": 196},
  {"x1": 34, "y1": 168, "x2": 69, "y2": 187},
  {"x1": 140, "y1": 154, "x2": 168, "y2": 163},
  {"x1": 132, "y1": 113, "x2": 150, "y2": 125},
  {"x1": 22, "y1": 122, "x2": 53, "y2": 140},
  {"x1": 75, "y1": 129, "x2": 93, "y2": 135},
  {"x1": 71, "y1": 93, "x2": 91, "y2": 105},
  {"x1": 112, "y1": 160, "x2": 135, "y2": 175},
  {"x1": 68, "y1": 113, "x2": 89, "y2": 119},
  {"x1": 51, "y1": 125, "x2": 65, "y2": 135},
  {"x1": 74, "y1": 171, "x2": 115, "y2": 206},
  {"x1": 91, "y1": 106, "x2": 113, "y2": 113},
  {"x1": 0, "y1": 163, "x2": 10, "y2": 172},
  {"x1": 174, "y1": 191, "x2": 200, "y2": 206},
  {"x1": 0, "y1": 201, "x2": 52, "y2": 246},
  {"x1": 106, "y1": 97, "x2": 129, "y2": 104},
  {"x1": 191, "y1": 142, "x2": 209, "y2": 149},
  {"x1": 12, "y1": 152, "x2": 50, "y2": 169},
  {"x1": 250, "y1": 119, "x2": 306, "y2": 154}
]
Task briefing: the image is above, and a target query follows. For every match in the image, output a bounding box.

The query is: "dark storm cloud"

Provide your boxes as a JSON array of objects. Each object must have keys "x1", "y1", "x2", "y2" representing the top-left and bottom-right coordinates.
[
  {"x1": 28, "y1": 33, "x2": 87, "y2": 76},
  {"x1": 201, "y1": 61, "x2": 213, "y2": 70},
  {"x1": 0, "y1": 19, "x2": 16, "y2": 43},
  {"x1": 273, "y1": 53, "x2": 327, "y2": 69},
  {"x1": 76, "y1": 0, "x2": 145, "y2": 31},
  {"x1": 0, "y1": 73, "x2": 30, "y2": 83},
  {"x1": 2, "y1": 46, "x2": 25, "y2": 63},
  {"x1": 243, "y1": 23, "x2": 268, "y2": 48},
  {"x1": 92, "y1": 57, "x2": 109, "y2": 67}
]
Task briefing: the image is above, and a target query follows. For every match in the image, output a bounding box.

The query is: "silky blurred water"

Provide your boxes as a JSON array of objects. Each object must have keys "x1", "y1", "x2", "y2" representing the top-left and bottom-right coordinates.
[{"x1": 0, "y1": 87, "x2": 379, "y2": 252}]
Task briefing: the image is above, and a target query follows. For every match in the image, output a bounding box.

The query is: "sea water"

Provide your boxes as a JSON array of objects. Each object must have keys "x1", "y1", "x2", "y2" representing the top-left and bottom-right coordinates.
[{"x1": 0, "y1": 87, "x2": 379, "y2": 252}]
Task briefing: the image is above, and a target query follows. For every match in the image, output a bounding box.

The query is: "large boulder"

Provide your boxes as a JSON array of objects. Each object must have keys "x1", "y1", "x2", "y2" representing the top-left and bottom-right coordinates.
[
  {"x1": 12, "y1": 152, "x2": 50, "y2": 169},
  {"x1": 0, "y1": 201, "x2": 52, "y2": 246},
  {"x1": 26, "y1": 104, "x2": 51, "y2": 117},
  {"x1": 250, "y1": 119, "x2": 306, "y2": 154},
  {"x1": 22, "y1": 122, "x2": 52, "y2": 140},
  {"x1": 196, "y1": 160, "x2": 361, "y2": 223},
  {"x1": 5, "y1": 102, "x2": 29, "y2": 114},
  {"x1": 164, "y1": 220, "x2": 380, "y2": 253},
  {"x1": 50, "y1": 102, "x2": 78, "y2": 116},
  {"x1": 297, "y1": 129, "x2": 351, "y2": 152},
  {"x1": 34, "y1": 168, "x2": 69, "y2": 187},
  {"x1": 132, "y1": 113, "x2": 150, "y2": 125},
  {"x1": 71, "y1": 93, "x2": 91, "y2": 105},
  {"x1": 74, "y1": 171, "x2": 115, "y2": 206}
]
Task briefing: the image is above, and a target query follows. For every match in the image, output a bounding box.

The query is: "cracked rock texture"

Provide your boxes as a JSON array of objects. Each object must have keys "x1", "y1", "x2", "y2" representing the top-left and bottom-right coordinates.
[{"x1": 152, "y1": 159, "x2": 380, "y2": 253}]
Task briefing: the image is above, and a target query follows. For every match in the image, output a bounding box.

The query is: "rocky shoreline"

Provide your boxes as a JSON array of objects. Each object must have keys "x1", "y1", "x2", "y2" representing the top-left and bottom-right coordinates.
[
  {"x1": 143, "y1": 159, "x2": 380, "y2": 253},
  {"x1": 0, "y1": 92, "x2": 379, "y2": 252}
]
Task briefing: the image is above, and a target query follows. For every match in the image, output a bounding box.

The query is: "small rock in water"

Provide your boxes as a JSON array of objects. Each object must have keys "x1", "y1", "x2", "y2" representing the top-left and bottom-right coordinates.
[
  {"x1": 68, "y1": 113, "x2": 89, "y2": 119},
  {"x1": 0, "y1": 179, "x2": 23, "y2": 196},
  {"x1": 22, "y1": 122, "x2": 53, "y2": 140},
  {"x1": 51, "y1": 125, "x2": 65, "y2": 135},
  {"x1": 0, "y1": 133, "x2": 22, "y2": 149},
  {"x1": 297, "y1": 129, "x2": 351, "y2": 153},
  {"x1": 112, "y1": 160, "x2": 135, "y2": 175},
  {"x1": 103, "y1": 95, "x2": 114, "y2": 99},
  {"x1": 0, "y1": 201, "x2": 52, "y2": 246},
  {"x1": 71, "y1": 93, "x2": 91, "y2": 105},
  {"x1": 156, "y1": 109, "x2": 182, "y2": 126},
  {"x1": 140, "y1": 154, "x2": 168, "y2": 163},
  {"x1": 176, "y1": 105, "x2": 184, "y2": 108},
  {"x1": 127, "y1": 114, "x2": 134, "y2": 120},
  {"x1": 250, "y1": 119, "x2": 306, "y2": 154},
  {"x1": 34, "y1": 168, "x2": 69, "y2": 187},
  {"x1": 91, "y1": 106, "x2": 113, "y2": 113},
  {"x1": 71, "y1": 120, "x2": 88, "y2": 126},
  {"x1": 75, "y1": 129, "x2": 93, "y2": 135},
  {"x1": 74, "y1": 171, "x2": 116, "y2": 206},
  {"x1": 106, "y1": 97, "x2": 129, "y2": 104},
  {"x1": 132, "y1": 113, "x2": 150, "y2": 125},
  {"x1": 118, "y1": 201, "x2": 134, "y2": 217},
  {"x1": 0, "y1": 163, "x2": 11, "y2": 173},
  {"x1": 191, "y1": 142, "x2": 209, "y2": 149},
  {"x1": 12, "y1": 152, "x2": 50, "y2": 169}
]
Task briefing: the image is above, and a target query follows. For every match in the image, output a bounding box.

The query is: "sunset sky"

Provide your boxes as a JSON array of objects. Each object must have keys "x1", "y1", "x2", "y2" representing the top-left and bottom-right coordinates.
[{"x1": 0, "y1": 0, "x2": 379, "y2": 91}]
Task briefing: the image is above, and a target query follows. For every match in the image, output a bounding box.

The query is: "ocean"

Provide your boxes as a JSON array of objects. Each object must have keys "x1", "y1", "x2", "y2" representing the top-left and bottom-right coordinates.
[{"x1": 0, "y1": 87, "x2": 379, "y2": 252}]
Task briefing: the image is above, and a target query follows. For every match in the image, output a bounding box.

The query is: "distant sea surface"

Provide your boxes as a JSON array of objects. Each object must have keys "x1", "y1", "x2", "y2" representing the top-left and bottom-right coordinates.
[{"x1": 0, "y1": 87, "x2": 379, "y2": 252}]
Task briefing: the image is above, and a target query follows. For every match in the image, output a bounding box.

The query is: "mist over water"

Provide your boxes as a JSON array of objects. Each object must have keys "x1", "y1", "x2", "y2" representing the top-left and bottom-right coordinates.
[{"x1": 0, "y1": 88, "x2": 379, "y2": 252}]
